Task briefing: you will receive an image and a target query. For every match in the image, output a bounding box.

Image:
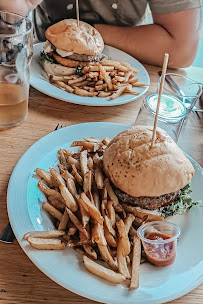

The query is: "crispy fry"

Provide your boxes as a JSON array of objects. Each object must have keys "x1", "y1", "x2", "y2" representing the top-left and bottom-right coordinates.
[
  {"x1": 83, "y1": 171, "x2": 92, "y2": 194},
  {"x1": 96, "y1": 62, "x2": 113, "y2": 90},
  {"x1": 74, "y1": 87, "x2": 97, "y2": 97},
  {"x1": 27, "y1": 237, "x2": 65, "y2": 250},
  {"x1": 67, "y1": 156, "x2": 80, "y2": 170},
  {"x1": 73, "y1": 80, "x2": 89, "y2": 87},
  {"x1": 92, "y1": 185, "x2": 100, "y2": 210},
  {"x1": 60, "y1": 184, "x2": 78, "y2": 212},
  {"x1": 97, "y1": 244, "x2": 117, "y2": 271},
  {"x1": 104, "y1": 178, "x2": 122, "y2": 211},
  {"x1": 71, "y1": 140, "x2": 100, "y2": 152},
  {"x1": 42, "y1": 201, "x2": 63, "y2": 221},
  {"x1": 83, "y1": 255, "x2": 126, "y2": 284},
  {"x1": 47, "y1": 196, "x2": 65, "y2": 212},
  {"x1": 116, "y1": 219, "x2": 131, "y2": 256},
  {"x1": 38, "y1": 180, "x2": 64, "y2": 202},
  {"x1": 60, "y1": 168, "x2": 75, "y2": 181},
  {"x1": 58, "y1": 210, "x2": 69, "y2": 230},
  {"x1": 66, "y1": 177, "x2": 78, "y2": 198},
  {"x1": 101, "y1": 200, "x2": 116, "y2": 237},
  {"x1": 80, "y1": 150, "x2": 89, "y2": 176},
  {"x1": 68, "y1": 75, "x2": 86, "y2": 85},
  {"x1": 129, "y1": 226, "x2": 137, "y2": 237},
  {"x1": 87, "y1": 156, "x2": 94, "y2": 170},
  {"x1": 130, "y1": 235, "x2": 141, "y2": 290},
  {"x1": 71, "y1": 165, "x2": 83, "y2": 185},
  {"x1": 92, "y1": 223, "x2": 107, "y2": 246},
  {"x1": 55, "y1": 81, "x2": 74, "y2": 93},
  {"x1": 132, "y1": 82, "x2": 148, "y2": 87},
  {"x1": 93, "y1": 153, "x2": 103, "y2": 164},
  {"x1": 95, "y1": 84, "x2": 107, "y2": 91},
  {"x1": 49, "y1": 167, "x2": 65, "y2": 186},
  {"x1": 110, "y1": 85, "x2": 127, "y2": 100},
  {"x1": 23, "y1": 230, "x2": 65, "y2": 240},
  {"x1": 101, "y1": 59, "x2": 129, "y2": 72},
  {"x1": 104, "y1": 225, "x2": 117, "y2": 247},
  {"x1": 124, "y1": 213, "x2": 135, "y2": 234},
  {"x1": 83, "y1": 245, "x2": 97, "y2": 260},
  {"x1": 117, "y1": 241, "x2": 131, "y2": 279},
  {"x1": 66, "y1": 207, "x2": 90, "y2": 239},
  {"x1": 78, "y1": 198, "x2": 90, "y2": 228},
  {"x1": 97, "y1": 91, "x2": 112, "y2": 97},
  {"x1": 107, "y1": 200, "x2": 116, "y2": 228},
  {"x1": 80, "y1": 193, "x2": 103, "y2": 226},
  {"x1": 95, "y1": 166, "x2": 104, "y2": 189},
  {"x1": 34, "y1": 168, "x2": 58, "y2": 187}
]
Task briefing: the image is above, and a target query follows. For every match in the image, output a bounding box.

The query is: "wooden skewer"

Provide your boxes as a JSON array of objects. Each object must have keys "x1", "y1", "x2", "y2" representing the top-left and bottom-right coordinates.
[
  {"x1": 151, "y1": 53, "x2": 169, "y2": 148},
  {"x1": 76, "y1": 0, "x2": 80, "y2": 27}
]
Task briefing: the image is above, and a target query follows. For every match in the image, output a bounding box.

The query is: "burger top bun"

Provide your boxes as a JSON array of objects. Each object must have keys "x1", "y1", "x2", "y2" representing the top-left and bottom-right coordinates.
[
  {"x1": 45, "y1": 19, "x2": 104, "y2": 56},
  {"x1": 103, "y1": 126, "x2": 194, "y2": 197}
]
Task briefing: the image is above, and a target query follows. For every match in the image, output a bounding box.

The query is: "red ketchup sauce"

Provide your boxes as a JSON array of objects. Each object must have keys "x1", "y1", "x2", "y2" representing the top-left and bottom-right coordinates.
[{"x1": 143, "y1": 232, "x2": 176, "y2": 267}]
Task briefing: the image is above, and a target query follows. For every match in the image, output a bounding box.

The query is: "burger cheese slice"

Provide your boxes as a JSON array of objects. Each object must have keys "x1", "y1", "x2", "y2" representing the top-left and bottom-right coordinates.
[{"x1": 103, "y1": 126, "x2": 200, "y2": 220}]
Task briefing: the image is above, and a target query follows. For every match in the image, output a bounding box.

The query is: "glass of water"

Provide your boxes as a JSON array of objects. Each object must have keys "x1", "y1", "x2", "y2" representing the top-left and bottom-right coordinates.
[
  {"x1": 158, "y1": 73, "x2": 202, "y2": 114},
  {"x1": 0, "y1": 11, "x2": 33, "y2": 128},
  {"x1": 134, "y1": 93, "x2": 187, "y2": 142}
]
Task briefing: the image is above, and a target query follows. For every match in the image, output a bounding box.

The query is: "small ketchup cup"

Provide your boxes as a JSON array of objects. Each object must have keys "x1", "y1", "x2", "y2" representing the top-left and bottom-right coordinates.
[{"x1": 137, "y1": 221, "x2": 181, "y2": 267}]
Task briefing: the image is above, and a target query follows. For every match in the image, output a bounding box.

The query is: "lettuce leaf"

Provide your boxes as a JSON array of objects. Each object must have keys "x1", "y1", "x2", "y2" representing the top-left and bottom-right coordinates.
[
  {"x1": 159, "y1": 184, "x2": 202, "y2": 218},
  {"x1": 39, "y1": 51, "x2": 55, "y2": 67}
]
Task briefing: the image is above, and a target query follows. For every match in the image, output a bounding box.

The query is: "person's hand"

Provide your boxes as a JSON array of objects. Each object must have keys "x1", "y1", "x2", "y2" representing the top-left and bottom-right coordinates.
[{"x1": 0, "y1": 0, "x2": 43, "y2": 16}]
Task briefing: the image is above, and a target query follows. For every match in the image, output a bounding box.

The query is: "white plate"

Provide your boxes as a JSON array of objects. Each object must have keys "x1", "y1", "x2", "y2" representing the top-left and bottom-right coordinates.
[
  {"x1": 8, "y1": 122, "x2": 203, "y2": 304},
  {"x1": 30, "y1": 43, "x2": 150, "y2": 106}
]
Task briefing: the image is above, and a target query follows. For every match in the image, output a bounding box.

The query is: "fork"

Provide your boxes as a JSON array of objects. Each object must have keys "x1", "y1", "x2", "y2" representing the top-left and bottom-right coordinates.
[{"x1": 0, "y1": 123, "x2": 67, "y2": 243}]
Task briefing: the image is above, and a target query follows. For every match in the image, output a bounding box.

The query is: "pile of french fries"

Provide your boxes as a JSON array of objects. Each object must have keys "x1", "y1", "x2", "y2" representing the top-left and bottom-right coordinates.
[
  {"x1": 24, "y1": 136, "x2": 148, "y2": 289},
  {"x1": 49, "y1": 59, "x2": 148, "y2": 100}
]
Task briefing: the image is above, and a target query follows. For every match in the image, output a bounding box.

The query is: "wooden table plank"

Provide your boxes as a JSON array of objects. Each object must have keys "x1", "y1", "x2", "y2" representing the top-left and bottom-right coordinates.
[{"x1": 0, "y1": 64, "x2": 202, "y2": 304}]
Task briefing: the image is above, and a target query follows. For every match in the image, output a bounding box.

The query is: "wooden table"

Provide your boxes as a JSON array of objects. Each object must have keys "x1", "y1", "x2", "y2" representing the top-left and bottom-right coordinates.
[{"x1": 0, "y1": 64, "x2": 202, "y2": 304}]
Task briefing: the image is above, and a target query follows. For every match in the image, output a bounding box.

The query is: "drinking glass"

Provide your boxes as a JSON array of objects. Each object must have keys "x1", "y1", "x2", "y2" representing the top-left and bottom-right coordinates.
[
  {"x1": 158, "y1": 73, "x2": 202, "y2": 114},
  {"x1": 0, "y1": 11, "x2": 33, "y2": 128},
  {"x1": 134, "y1": 93, "x2": 187, "y2": 142}
]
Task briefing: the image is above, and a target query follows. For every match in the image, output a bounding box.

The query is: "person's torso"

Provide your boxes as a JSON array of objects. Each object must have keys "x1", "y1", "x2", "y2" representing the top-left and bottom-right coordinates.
[{"x1": 34, "y1": 0, "x2": 148, "y2": 41}]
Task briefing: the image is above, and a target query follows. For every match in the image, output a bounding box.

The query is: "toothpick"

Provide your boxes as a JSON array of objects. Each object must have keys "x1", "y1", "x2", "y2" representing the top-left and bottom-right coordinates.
[
  {"x1": 76, "y1": 0, "x2": 79, "y2": 27},
  {"x1": 151, "y1": 53, "x2": 169, "y2": 148}
]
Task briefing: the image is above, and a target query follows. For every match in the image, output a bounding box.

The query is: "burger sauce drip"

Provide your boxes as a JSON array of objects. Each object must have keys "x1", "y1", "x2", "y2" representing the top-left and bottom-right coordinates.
[{"x1": 143, "y1": 232, "x2": 176, "y2": 267}]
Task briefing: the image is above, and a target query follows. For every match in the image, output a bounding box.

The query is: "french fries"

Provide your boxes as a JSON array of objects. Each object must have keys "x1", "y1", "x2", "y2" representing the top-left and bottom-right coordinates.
[
  {"x1": 130, "y1": 236, "x2": 141, "y2": 290},
  {"x1": 83, "y1": 256, "x2": 126, "y2": 284},
  {"x1": 48, "y1": 57, "x2": 148, "y2": 101},
  {"x1": 23, "y1": 230, "x2": 65, "y2": 240},
  {"x1": 24, "y1": 135, "x2": 147, "y2": 289},
  {"x1": 27, "y1": 237, "x2": 65, "y2": 250}
]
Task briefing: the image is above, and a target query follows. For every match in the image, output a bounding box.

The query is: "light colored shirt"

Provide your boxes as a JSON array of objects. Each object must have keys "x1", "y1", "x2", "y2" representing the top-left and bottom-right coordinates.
[{"x1": 34, "y1": 0, "x2": 203, "y2": 41}]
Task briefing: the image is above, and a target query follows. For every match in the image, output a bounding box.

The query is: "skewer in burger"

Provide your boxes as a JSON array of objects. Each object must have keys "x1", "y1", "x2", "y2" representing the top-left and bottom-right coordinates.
[
  {"x1": 39, "y1": 19, "x2": 105, "y2": 76},
  {"x1": 103, "y1": 126, "x2": 201, "y2": 221}
]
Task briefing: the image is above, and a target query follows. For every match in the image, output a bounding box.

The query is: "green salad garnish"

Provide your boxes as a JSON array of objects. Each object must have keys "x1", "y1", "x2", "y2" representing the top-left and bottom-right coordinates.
[
  {"x1": 39, "y1": 51, "x2": 55, "y2": 67},
  {"x1": 159, "y1": 184, "x2": 202, "y2": 218}
]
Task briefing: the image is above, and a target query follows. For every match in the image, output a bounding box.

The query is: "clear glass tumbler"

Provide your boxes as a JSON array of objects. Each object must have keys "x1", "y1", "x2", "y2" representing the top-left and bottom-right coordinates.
[
  {"x1": 134, "y1": 93, "x2": 187, "y2": 142},
  {"x1": 0, "y1": 11, "x2": 33, "y2": 128},
  {"x1": 158, "y1": 73, "x2": 202, "y2": 114},
  {"x1": 137, "y1": 221, "x2": 181, "y2": 267}
]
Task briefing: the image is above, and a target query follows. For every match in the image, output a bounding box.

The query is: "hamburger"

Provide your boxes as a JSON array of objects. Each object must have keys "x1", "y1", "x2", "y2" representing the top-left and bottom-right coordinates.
[
  {"x1": 103, "y1": 126, "x2": 200, "y2": 221},
  {"x1": 39, "y1": 19, "x2": 105, "y2": 76}
]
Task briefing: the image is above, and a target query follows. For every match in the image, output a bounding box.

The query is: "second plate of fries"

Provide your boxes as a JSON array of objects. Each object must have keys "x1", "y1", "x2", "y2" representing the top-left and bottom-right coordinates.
[
  {"x1": 30, "y1": 43, "x2": 150, "y2": 106},
  {"x1": 7, "y1": 122, "x2": 203, "y2": 304}
]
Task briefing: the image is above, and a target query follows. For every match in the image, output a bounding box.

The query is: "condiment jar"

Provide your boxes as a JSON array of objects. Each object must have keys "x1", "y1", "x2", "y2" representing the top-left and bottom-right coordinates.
[{"x1": 137, "y1": 221, "x2": 181, "y2": 267}]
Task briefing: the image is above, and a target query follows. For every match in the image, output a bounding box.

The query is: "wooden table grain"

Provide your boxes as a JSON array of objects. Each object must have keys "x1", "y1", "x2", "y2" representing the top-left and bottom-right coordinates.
[{"x1": 0, "y1": 64, "x2": 202, "y2": 304}]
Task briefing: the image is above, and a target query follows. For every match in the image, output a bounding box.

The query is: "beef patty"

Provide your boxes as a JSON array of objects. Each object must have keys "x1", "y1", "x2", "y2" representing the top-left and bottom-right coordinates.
[{"x1": 114, "y1": 187, "x2": 180, "y2": 210}]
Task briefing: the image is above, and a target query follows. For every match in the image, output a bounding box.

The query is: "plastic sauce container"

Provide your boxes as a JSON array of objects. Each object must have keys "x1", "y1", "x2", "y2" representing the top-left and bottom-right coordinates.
[{"x1": 137, "y1": 221, "x2": 181, "y2": 267}]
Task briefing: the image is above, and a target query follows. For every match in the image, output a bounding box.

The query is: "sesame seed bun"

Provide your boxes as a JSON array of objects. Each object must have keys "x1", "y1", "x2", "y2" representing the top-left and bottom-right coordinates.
[
  {"x1": 45, "y1": 19, "x2": 104, "y2": 56},
  {"x1": 103, "y1": 126, "x2": 194, "y2": 197}
]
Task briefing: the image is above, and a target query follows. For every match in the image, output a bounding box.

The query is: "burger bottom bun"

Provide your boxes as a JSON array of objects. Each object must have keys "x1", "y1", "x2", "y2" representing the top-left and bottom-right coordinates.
[
  {"x1": 53, "y1": 53, "x2": 89, "y2": 68},
  {"x1": 43, "y1": 60, "x2": 76, "y2": 76}
]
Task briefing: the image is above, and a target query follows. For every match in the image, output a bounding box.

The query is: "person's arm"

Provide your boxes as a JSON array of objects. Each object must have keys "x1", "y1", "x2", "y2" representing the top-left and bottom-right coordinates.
[
  {"x1": 94, "y1": 8, "x2": 202, "y2": 68},
  {"x1": 0, "y1": 0, "x2": 42, "y2": 16}
]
